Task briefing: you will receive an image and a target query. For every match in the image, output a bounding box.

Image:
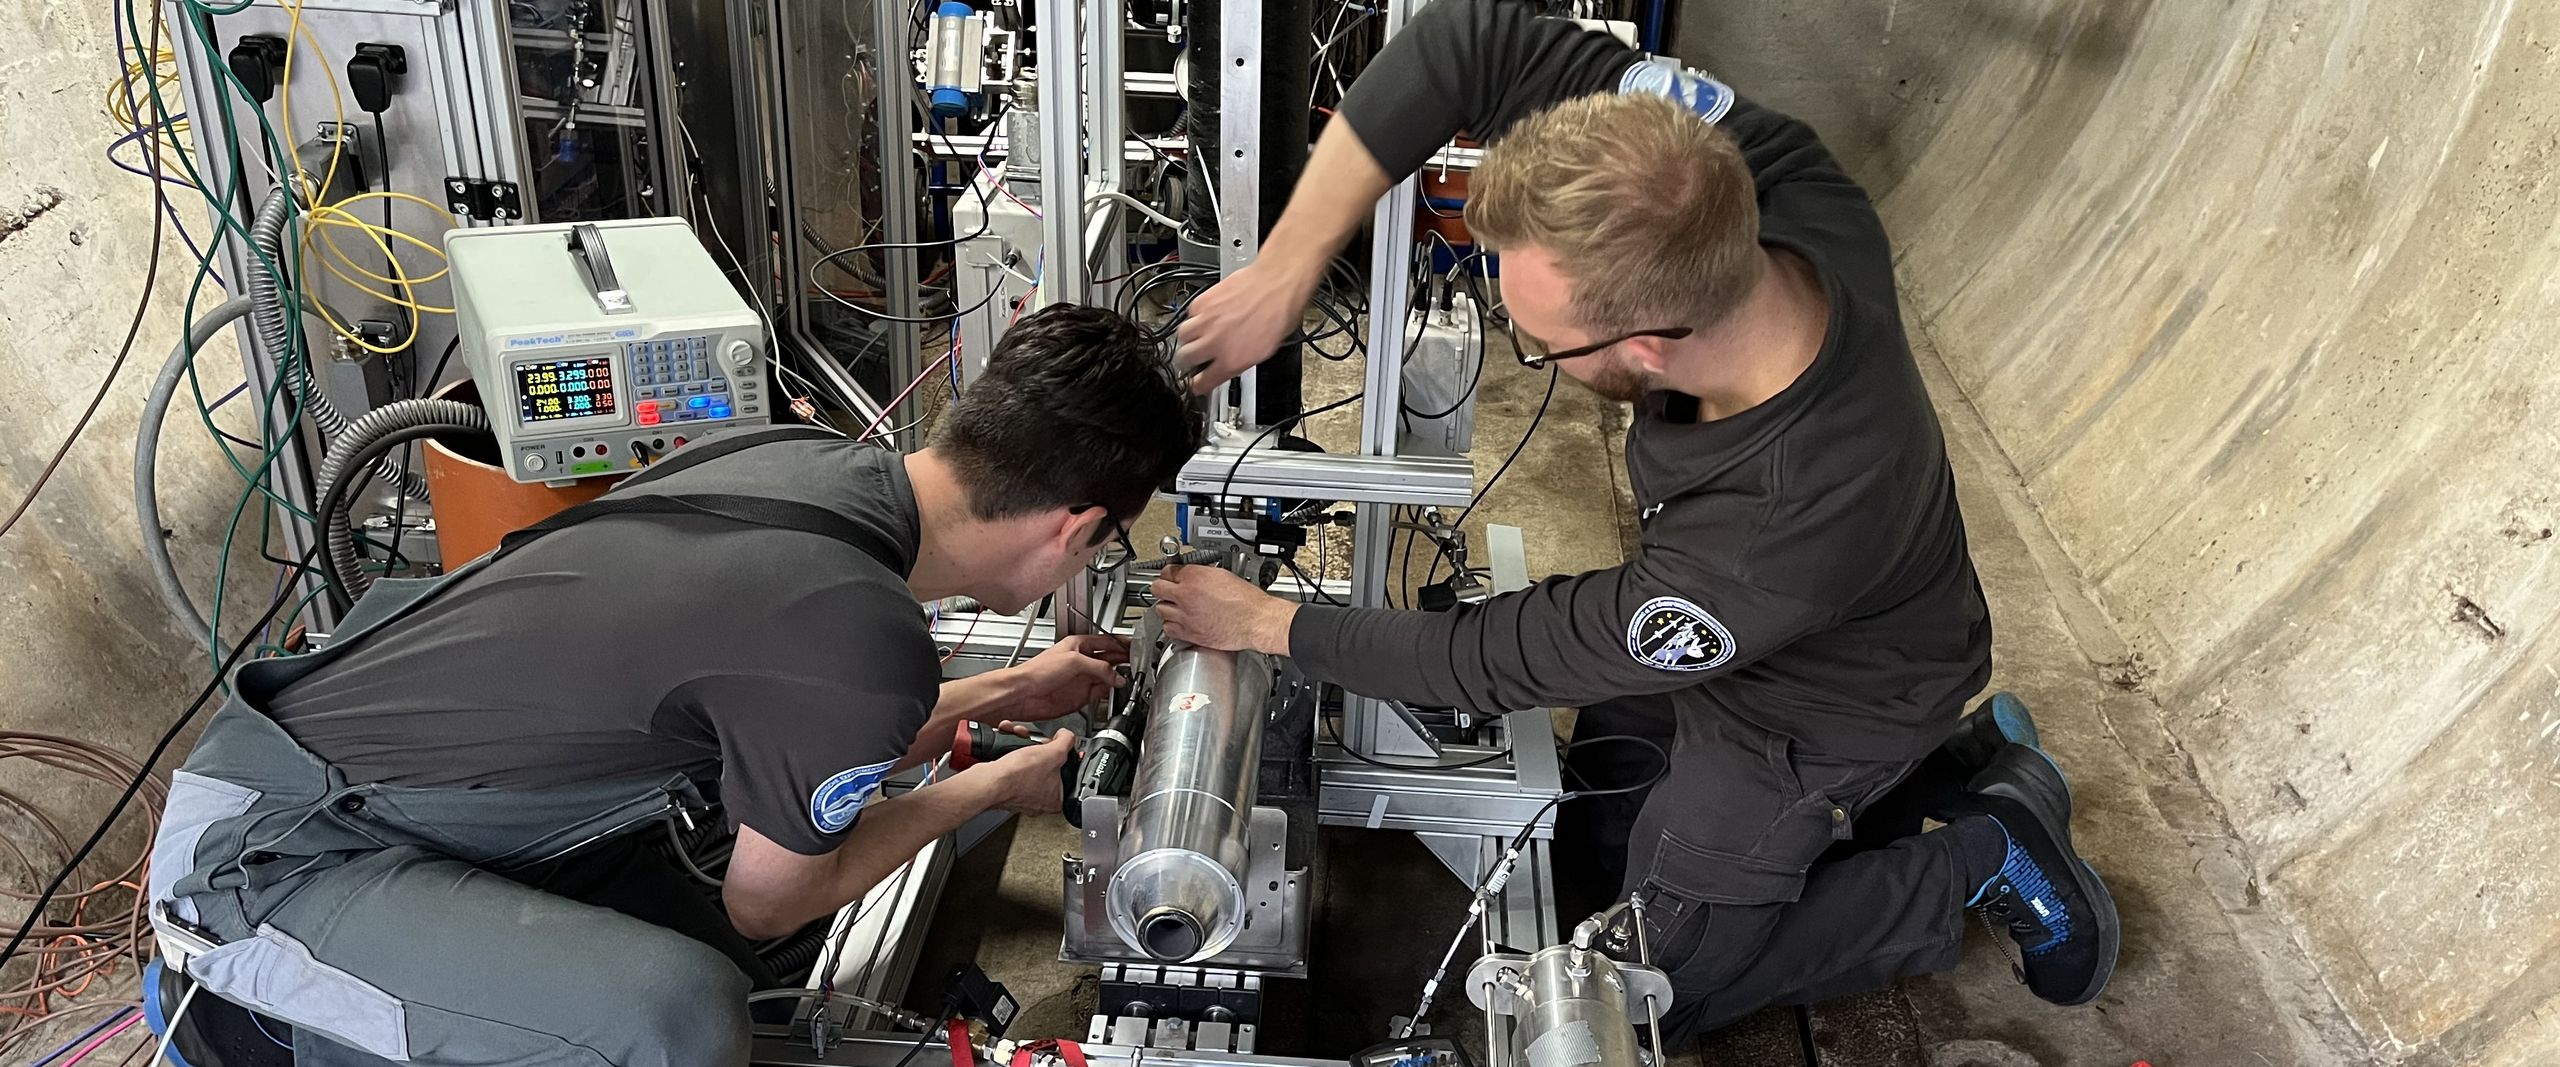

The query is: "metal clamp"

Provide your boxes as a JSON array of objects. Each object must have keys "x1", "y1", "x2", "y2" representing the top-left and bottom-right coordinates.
[{"x1": 566, "y1": 223, "x2": 634, "y2": 313}]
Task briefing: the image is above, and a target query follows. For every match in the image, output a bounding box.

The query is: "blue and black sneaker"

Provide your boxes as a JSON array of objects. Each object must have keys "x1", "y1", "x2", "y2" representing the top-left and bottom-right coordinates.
[
  {"x1": 1940, "y1": 691, "x2": 2043, "y2": 775},
  {"x1": 1948, "y1": 744, "x2": 2119, "y2": 1006}
]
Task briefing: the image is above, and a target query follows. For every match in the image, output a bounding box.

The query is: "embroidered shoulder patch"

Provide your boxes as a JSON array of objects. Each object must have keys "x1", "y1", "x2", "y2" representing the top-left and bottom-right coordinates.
[
  {"x1": 810, "y1": 759, "x2": 899, "y2": 834},
  {"x1": 1627, "y1": 596, "x2": 1736, "y2": 672},
  {"x1": 1617, "y1": 62, "x2": 1736, "y2": 125}
]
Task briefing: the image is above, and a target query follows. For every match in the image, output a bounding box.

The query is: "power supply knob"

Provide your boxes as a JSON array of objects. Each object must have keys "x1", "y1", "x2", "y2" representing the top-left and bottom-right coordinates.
[
  {"x1": 524, "y1": 452, "x2": 547, "y2": 473},
  {"x1": 726, "y1": 340, "x2": 757, "y2": 370}
]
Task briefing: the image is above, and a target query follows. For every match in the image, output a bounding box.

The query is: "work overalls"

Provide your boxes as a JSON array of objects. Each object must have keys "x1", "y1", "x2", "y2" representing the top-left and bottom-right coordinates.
[{"x1": 146, "y1": 427, "x2": 898, "y2": 1067}]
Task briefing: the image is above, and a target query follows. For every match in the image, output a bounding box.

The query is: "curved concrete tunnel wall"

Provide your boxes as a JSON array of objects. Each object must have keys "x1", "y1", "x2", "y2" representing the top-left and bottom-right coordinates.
[{"x1": 1686, "y1": 1, "x2": 2559, "y2": 1061}]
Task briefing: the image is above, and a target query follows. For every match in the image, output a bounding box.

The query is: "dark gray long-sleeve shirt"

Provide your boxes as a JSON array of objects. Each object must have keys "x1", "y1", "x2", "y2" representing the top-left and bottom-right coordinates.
[{"x1": 1289, "y1": 0, "x2": 1991, "y2": 762}]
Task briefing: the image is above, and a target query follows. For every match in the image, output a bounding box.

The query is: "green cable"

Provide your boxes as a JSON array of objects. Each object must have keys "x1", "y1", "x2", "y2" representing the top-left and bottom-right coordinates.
[
  {"x1": 131, "y1": 0, "x2": 343, "y2": 665},
  {"x1": 127, "y1": 0, "x2": 310, "y2": 516}
]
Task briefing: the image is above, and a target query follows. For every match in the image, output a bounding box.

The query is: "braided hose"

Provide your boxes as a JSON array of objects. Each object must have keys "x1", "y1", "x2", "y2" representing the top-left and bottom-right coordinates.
[
  {"x1": 318, "y1": 399, "x2": 489, "y2": 607},
  {"x1": 250, "y1": 187, "x2": 434, "y2": 502}
]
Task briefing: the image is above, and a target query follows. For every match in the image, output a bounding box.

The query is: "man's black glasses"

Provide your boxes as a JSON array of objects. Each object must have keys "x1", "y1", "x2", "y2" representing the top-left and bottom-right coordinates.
[
  {"x1": 1076, "y1": 505, "x2": 1139, "y2": 572},
  {"x1": 1515, "y1": 327, "x2": 1693, "y2": 369}
]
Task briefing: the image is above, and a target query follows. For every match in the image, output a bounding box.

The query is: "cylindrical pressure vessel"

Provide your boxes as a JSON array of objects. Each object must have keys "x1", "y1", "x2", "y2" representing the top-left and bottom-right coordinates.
[
  {"x1": 1105, "y1": 644, "x2": 1275, "y2": 962},
  {"x1": 1507, "y1": 945, "x2": 1650, "y2": 1067}
]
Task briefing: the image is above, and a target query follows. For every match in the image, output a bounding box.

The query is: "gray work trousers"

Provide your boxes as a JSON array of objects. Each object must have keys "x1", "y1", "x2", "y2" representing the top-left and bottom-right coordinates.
[
  {"x1": 151, "y1": 575, "x2": 750, "y2": 1067},
  {"x1": 232, "y1": 841, "x2": 752, "y2": 1067},
  {"x1": 1556, "y1": 694, "x2": 1975, "y2": 1042}
]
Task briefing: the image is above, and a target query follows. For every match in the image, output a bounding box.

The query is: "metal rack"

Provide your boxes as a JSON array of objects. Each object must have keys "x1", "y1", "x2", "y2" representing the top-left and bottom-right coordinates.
[{"x1": 164, "y1": 0, "x2": 693, "y2": 626}]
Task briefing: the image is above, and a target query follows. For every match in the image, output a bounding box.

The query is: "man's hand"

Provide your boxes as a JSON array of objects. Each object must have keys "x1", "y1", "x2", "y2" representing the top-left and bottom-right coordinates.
[
  {"x1": 1002, "y1": 634, "x2": 1129, "y2": 720},
  {"x1": 1153, "y1": 564, "x2": 1298, "y2": 654},
  {"x1": 1174, "y1": 261, "x2": 1321, "y2": 393},
  {"x1": 965, "y1": 728, "x2": 1079, "y2": 816}
]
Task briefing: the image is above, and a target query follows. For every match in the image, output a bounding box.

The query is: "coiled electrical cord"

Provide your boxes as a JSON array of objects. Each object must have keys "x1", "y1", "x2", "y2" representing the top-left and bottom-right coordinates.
[
  {"x1": 0, "y1": 735, "x2": 167, "y2": 1055},
  {"x1": 245, "y1": 188, "x2": 431, "y2": 503},
  {"x1": 316, "y1": 399, "x2": 491, "y2": 611}
]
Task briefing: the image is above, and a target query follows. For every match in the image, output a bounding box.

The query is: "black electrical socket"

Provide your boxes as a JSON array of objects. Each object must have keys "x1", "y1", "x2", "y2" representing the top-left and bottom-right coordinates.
[
  {"x1": 348, "y1": 43, "x2": 407, "y2": 114},
  {"x1": 226, "y1": 35, "x2": 288, "y2": 104}
]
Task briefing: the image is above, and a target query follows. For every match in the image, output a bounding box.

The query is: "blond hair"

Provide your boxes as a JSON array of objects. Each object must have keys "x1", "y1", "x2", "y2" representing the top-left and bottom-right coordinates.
[{"x1": 1466, "y1": 93, "x2": 1764, "y2": 334}]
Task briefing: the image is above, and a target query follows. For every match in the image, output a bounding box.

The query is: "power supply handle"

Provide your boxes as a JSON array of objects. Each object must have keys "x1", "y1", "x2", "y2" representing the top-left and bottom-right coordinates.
[{"x1": 567, "y1": 223, "x2": 634, "y2": 313}]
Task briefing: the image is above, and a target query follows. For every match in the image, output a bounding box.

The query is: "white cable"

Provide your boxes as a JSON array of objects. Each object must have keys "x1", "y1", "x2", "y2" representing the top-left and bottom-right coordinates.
[
  {"x1": 152, "y1": 980, "x2": 202, "y2": 1065},
  {"x1": 1084, "y1": 191, "x2": 1187, "y2": 233}
]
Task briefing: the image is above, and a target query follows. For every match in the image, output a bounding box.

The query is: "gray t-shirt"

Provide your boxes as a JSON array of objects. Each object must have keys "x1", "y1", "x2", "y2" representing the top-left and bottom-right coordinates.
[{"x1": 265, "y1": 434, "x2": 939, "y2": 855}]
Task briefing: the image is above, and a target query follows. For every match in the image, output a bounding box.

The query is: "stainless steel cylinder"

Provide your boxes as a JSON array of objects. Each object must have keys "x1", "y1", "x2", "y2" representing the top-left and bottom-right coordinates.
[
  {"x1": 1508, "y1": 945, "x2": 1648, "y2": 1067},
  {"x1": 1104, "y1": 644, "x2": 1275, "y2": 961}
]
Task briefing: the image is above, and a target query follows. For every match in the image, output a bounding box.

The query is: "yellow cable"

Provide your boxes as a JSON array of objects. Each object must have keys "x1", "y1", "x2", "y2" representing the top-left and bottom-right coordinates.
[
  {"x1": 302, "y1": 194, "x2": 458, "y2": 297},
  {"x1": 272, "y1": 0, "x2": 446, "y2": 353},
  {"x1": 276, "y1": 0, "x2": 351, "y2": 212},
  {"x1": 307, "y1": 213, "x2": 452, "y2": 287},
  {"x1": 106, "y1": 43, "x2": 195, "y2": 183},
  {"x1": 300, "y1": 218, "x2": 429, "y2": 356}
]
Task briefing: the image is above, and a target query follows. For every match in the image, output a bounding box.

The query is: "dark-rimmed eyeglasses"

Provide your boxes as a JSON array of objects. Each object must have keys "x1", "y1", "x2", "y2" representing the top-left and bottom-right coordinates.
[
  {"x1": 1075, "y1": 504, "x2": 1139, "y2": 572},
  {"x1": 1515, "y1": 327, "x2": 1693, "y2": 369}
]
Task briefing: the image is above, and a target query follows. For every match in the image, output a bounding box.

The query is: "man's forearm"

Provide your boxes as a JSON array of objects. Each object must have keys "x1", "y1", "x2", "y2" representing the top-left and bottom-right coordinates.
[
  {"x1": 901, "y1": 672, "x2": 1024, "y2": 769},
  {"x1": 1255, "y1": 120, "x2": 1393, "y2": 286},
  {"x1": 728, "y1": 777, "x2": 994, "y2": 938}
]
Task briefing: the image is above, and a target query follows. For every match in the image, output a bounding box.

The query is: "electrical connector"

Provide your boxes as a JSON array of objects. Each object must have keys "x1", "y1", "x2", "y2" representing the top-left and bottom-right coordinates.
[
  {"x1": 347, "y1": 43, "x2": 407, "y2": 114},
  {"x1": 226, "y1": 35, "x2": 288, "y2": 104}
]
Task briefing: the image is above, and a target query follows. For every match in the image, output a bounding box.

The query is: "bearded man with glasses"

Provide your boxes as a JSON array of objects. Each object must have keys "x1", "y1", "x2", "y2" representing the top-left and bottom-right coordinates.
[{"x1": 1155, "y1": 0, "x2": 2117, "y2": 1043}]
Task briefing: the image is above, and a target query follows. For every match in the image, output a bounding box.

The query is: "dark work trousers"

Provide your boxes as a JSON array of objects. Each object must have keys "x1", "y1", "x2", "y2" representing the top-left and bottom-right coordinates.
[
  {"x1": 508, "y1": 835, "x2": 782, "y2": 989},
  {"x1": 1557, "y1": 694, "x2": 1978, "y2": 1042}
]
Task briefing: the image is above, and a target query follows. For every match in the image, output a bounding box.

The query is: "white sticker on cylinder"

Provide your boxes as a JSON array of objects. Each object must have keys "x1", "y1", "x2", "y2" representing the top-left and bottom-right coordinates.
[
  {"x1": 1524, "y1": 1019, "x2": 1606, "y2": 1067},
  {"x1": 1168, "y1": 692, "x2": 1215, "y2": 714}
]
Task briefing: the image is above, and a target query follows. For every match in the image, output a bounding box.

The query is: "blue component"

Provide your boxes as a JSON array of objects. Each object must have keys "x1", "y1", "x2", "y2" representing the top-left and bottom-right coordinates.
[
  {"x1": 688, "y1": 396, "x2": 710, "y2": 409},
  {"x1": 711, "y1": 405, "x2": 732, "y2": 419},
  {"x1": 927, "y1": 2, "x2": 976, "y2": 118},
  {"x1": 1175, "y1": 501, "x2": 1192, "y2": 542}
]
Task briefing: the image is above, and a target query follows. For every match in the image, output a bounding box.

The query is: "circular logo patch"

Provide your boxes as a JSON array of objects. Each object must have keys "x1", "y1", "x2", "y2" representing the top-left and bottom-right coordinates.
[{"x1": 1626, "y1": 596, "x2": 1736, "y2": 673}]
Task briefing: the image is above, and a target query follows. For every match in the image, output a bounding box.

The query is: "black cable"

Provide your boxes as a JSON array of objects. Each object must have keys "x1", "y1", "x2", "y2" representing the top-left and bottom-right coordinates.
[
  {"x1": 376, "y1": 111, "x2": 414, "y2": 576},
  {"x1": 1325, "y1": 712, "x2": 1510, "y2": 771},
  {"x1": 1397, "y1": 505, "x2": 1419, "y2": 610},
  {"x1": 1281, "y1": 557, "x2": 1342, "y2": 606},
  {"x1": 890, "y1": 1025, "x2": 936, "y2": 1067},
  {"x1": 1431, "y1": 365, "x2": 1558, "y2": 587},
  {"x1": 1557, "y1": 734, "x2": 1672, "y2": 797},
  {"x1": 1400, "y1": 295, "x2": 1488, "y2": 420},
  {"x1": 0, "y1": 547, "x2": 322, "y2": 975},
  {"x1": 1213, "y1": 391, "x2": 1365, "y2": 549},
  {"x1": 424, "y1": 336, "x2": 461, "y2": 392},
  {"x1": 805, "y1": 101, "x2": 1013, "y2": 324}
]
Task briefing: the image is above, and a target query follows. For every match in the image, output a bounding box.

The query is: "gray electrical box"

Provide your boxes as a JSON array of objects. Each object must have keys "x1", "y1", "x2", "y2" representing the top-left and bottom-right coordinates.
[
  {"x1": 1399, "y1": 290, "x2": 1483, "y2": 458},
  {"x1": 448, "y1": 218, "x2": 772, "y2": 483}
]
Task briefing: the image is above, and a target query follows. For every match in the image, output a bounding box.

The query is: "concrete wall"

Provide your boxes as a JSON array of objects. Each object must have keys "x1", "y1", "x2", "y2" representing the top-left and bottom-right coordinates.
[
  {"x1": 1686, "y1": 1, "x2": 2560, "y2": 1062},
  {"x1": 0, "y1": 0, "x2": 274, "y2": 840}
]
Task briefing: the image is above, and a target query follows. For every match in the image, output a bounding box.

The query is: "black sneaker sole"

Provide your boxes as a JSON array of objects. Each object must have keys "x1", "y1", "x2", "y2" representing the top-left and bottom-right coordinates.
[{"x1": 1970, "y1": 748, "x2": 2119, "y2": 1005}]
